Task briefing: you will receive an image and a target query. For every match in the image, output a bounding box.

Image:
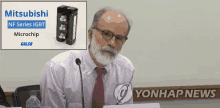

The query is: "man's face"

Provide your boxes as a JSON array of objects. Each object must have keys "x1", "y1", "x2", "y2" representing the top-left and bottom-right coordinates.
[{"x1": 90, "y1": 11, "x2": 129, "y2": 65}]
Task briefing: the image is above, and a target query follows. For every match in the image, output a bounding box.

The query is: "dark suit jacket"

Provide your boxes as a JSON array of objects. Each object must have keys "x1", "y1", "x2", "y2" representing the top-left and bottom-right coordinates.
[{"x1": 0, "y1": 86, "x2": 11, "y2": 107}]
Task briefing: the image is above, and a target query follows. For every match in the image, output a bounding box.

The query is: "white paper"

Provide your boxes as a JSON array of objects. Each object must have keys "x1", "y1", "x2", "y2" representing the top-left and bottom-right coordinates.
[{"x1": 103, "y1": 103, "x2": 161, "y2": 108}]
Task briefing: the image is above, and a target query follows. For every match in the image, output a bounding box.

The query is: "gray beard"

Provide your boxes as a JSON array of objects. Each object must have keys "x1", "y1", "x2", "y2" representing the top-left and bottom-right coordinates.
[{"x1": 90, "y1": 36, "x2": 120, "y2": 66}]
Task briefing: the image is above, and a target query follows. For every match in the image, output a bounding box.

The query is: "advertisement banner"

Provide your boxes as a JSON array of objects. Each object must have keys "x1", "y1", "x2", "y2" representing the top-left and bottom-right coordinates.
[{"x1": 1, "y1": 1, "x2": 87, "y2": 49}]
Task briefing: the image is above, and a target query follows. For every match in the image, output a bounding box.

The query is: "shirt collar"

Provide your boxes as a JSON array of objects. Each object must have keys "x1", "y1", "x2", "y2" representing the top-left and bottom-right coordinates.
[{"x1": 83, "y1": 45, "x2": 111, "y2": 75}]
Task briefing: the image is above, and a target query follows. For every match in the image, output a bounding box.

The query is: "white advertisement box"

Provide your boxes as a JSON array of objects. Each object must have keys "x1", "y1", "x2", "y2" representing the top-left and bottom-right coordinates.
[{"x1": 1, "y1": 1, "x2": 87, "y2": 49}]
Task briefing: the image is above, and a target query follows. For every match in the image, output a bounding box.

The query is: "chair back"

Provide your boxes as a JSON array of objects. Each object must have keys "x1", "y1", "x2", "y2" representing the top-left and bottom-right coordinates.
[
  {"x1": 12, "y1": 93, "x2": 17, "y2": 107},
  {"x1": 12, "y1": 85, "x2": 41, "y2": 107}
]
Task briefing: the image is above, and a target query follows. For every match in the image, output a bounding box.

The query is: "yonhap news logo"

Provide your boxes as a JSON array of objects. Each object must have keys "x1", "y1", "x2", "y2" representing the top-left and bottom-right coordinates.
[
  {"x1": 135, "y1": 89, "x2": 217, "y2": 98},
  {"x1": 114, "y1": 83, "x2": 133, "y2": 104}
]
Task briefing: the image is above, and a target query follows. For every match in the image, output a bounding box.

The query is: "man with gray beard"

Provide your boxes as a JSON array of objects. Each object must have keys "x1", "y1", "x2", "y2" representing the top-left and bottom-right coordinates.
[{"x1": 40, "y1": 7, "x2": 135, "y2": 108}]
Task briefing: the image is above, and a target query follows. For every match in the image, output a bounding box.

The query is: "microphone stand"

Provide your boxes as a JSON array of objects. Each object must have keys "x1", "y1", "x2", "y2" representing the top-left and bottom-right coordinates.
[
  {"x1": 78, "y1": 64, "x2": 85, "y2": 108},
  {"x1": 76, "y1": 58, "x2": 85, "y2": 108}
]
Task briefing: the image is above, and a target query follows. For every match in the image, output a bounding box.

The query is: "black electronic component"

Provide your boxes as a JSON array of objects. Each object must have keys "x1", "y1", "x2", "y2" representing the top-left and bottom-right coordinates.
[{"x1": 56, "y1": 5, "x2": 78, "y2": 45}]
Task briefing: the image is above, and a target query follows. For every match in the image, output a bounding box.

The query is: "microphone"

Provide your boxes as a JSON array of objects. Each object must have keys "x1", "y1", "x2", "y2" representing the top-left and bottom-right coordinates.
[
  {"x1": 75, "y1": 58, "x2": 85, "y2": 108},
  {"x1": 76, "y1": 58, "x2": 81, "y2": 65}
]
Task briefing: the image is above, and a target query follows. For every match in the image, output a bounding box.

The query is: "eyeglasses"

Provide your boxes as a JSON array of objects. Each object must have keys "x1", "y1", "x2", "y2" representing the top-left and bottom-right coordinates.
[{"x1": 94, "y1": 27, "x2": 128, "y2": 45}]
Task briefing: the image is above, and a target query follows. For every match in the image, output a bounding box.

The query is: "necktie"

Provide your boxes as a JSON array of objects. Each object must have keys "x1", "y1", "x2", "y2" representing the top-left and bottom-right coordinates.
[{"x1": 92, "y1": 67, "x2": 106, "y2": 108}]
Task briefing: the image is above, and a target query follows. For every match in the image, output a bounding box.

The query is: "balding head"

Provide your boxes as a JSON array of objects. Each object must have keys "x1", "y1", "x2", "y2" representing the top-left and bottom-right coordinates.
[
  {"x1": 101, "y1": 11, "x2": 127, "y2": 23},
  {"x1": 97, "y1": 11, "x2": 129, "y2": 36},
  {"x1": 90, "y1": 7, "x2": 131, "y2": 36}
]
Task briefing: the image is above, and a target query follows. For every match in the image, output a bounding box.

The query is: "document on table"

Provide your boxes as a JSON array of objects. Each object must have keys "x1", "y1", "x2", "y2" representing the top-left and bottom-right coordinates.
[{"x1": 103, "y1": 103, "x2": 161, "y2": 108}]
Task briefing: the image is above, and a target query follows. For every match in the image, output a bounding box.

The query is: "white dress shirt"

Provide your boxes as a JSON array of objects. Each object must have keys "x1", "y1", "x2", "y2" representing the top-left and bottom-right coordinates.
[{"x1": 40, "y1": 47, "x2": 135, "y2": 108}]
